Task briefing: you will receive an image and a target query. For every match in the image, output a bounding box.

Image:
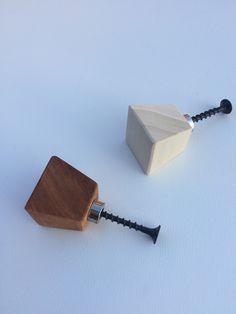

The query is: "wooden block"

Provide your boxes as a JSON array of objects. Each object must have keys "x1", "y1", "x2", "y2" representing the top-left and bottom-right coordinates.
[
  {"x1": 126, "y1": 104, "x2": 192, "y2": 175},
  {"x1": 25, "y1": 156, "x2": 98, "y2": 231}
]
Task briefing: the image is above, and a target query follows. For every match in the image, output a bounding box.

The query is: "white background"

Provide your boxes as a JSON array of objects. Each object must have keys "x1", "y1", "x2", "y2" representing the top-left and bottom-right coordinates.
[{"x1": 1, "y1": 1, "x2": 236, "y2": 313}]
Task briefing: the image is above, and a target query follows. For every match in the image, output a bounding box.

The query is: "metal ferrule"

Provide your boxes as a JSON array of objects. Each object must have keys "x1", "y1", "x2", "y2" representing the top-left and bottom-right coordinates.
[
  {"x1": 88, "y1": 200, "x2": 105, "y2": 223},
  {"x1": 184, "y1": 114, "x2": 194, "y2": 130}
]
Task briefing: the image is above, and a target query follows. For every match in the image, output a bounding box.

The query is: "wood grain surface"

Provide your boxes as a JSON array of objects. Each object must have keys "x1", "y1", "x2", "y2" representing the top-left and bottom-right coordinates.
[
  {"x1": 126, "y1": 104, "x2": 192, "y2": 174},
  {"x1": 25, "y1": 156, "x2": 98, "y2": 231}
]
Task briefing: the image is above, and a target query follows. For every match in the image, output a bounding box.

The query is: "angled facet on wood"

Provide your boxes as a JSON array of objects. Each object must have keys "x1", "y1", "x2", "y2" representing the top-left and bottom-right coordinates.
[{"x1": 126, "y1": 105, "x2": 192, "y2": 175}]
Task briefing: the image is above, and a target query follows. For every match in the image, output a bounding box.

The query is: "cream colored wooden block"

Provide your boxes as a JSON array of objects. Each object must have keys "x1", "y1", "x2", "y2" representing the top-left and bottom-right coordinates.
[{"x1": 126, "y1": 104, "x2": 192, "y2": 175}]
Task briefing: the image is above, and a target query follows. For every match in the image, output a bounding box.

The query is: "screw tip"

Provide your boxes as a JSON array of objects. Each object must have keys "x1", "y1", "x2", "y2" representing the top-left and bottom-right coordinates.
[{"x1": 220, "y1": 99, "x2": 233, "y2": 114}]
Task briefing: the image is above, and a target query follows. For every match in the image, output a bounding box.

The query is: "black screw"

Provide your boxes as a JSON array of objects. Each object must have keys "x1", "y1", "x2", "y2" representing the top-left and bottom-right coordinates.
[
  {"x1": 100, "y1": 210, "x2": 161, "y2": 244},
  {"x1": 191, "y1": 99, "x2": 232, "y2": 123}
]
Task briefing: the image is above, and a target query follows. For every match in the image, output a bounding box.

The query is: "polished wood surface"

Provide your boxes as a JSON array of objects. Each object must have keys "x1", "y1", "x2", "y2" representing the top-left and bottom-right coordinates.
[{"x1": 25, "y1": 156, "x2": 98, "y2": 231}]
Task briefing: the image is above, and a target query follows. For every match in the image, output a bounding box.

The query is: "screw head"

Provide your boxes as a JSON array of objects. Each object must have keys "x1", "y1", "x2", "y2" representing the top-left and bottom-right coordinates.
[
  {"x1": 151, "y1": 225, "x2": 161, "y2": 244},
  {"x1": 220, "y1": 99, "x2": 233, "y2": 114}
]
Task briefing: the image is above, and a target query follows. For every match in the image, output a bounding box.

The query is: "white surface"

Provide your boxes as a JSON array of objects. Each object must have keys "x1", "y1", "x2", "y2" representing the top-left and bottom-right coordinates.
[{"x1": 0, "y1": 1, "x2": 236, "y2": 314}]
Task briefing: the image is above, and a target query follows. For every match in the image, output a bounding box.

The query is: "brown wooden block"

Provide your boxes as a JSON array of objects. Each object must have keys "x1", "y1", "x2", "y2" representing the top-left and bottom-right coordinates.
[{"x1": 25, "y1": 156, "x2": 98, "y2": 231}]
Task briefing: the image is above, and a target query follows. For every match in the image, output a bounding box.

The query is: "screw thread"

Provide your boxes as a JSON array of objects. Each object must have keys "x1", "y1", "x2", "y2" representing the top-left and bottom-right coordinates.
[
  {"x1": 100, "y1": 210, "x2": 161, "y2": 244},
  {"x1": 191, "y1": 107, "x2": 220, "y2": 123}
]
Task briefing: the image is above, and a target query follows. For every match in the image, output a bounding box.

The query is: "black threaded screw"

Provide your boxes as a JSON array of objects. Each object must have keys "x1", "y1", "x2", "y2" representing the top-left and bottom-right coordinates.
[
  {"x1": 191, "y1": 99, "x2": 232, "y2": 123},
  {"x1": 100, "y1": 210, "x2": 161, "y2": 244}
]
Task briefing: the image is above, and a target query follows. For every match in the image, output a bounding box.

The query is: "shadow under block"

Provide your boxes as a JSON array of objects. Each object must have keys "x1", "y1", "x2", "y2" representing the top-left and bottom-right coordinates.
[
  {"x1": 126, "y1": 105, "x2": 192, "y2": 175},
  {"x1": 25, "y1": 156, "x2": 98, "y2": 231}
]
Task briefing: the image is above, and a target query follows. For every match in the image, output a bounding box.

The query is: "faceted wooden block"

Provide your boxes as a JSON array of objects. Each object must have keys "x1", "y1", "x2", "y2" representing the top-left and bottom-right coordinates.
[
  {"x1": 126, "y1": 104, "x2": 192, "y2": 175},
  {"x1": 25, "y1": 156, "x2": 98, "y2": 231}
]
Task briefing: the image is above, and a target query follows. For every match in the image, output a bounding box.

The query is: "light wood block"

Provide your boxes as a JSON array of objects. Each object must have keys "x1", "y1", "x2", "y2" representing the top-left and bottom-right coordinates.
[
  {"x1": 126, "y1": 104, "x2": 192, "y2": 175},
  {"x1": 25, "y1": 156, "x2": 99, "y2": 231}
]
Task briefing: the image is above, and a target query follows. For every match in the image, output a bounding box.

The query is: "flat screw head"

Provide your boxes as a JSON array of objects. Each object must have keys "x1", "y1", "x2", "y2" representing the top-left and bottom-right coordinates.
[
  {"x1": 151, "y1": 225, "x2": 161, "y2": 244},
  {"x1": 220, "y1": 99, "x2": 233, "y2": 114}
]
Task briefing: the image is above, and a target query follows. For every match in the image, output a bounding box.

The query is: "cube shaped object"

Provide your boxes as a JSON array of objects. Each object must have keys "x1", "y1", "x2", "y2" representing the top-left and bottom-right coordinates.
[
  {"x1": 25, "y1": 156, "x2": 98, "y2": 231},
  {"x1": 126, "y1": 105, "x2": 192, "y2": 175}
]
